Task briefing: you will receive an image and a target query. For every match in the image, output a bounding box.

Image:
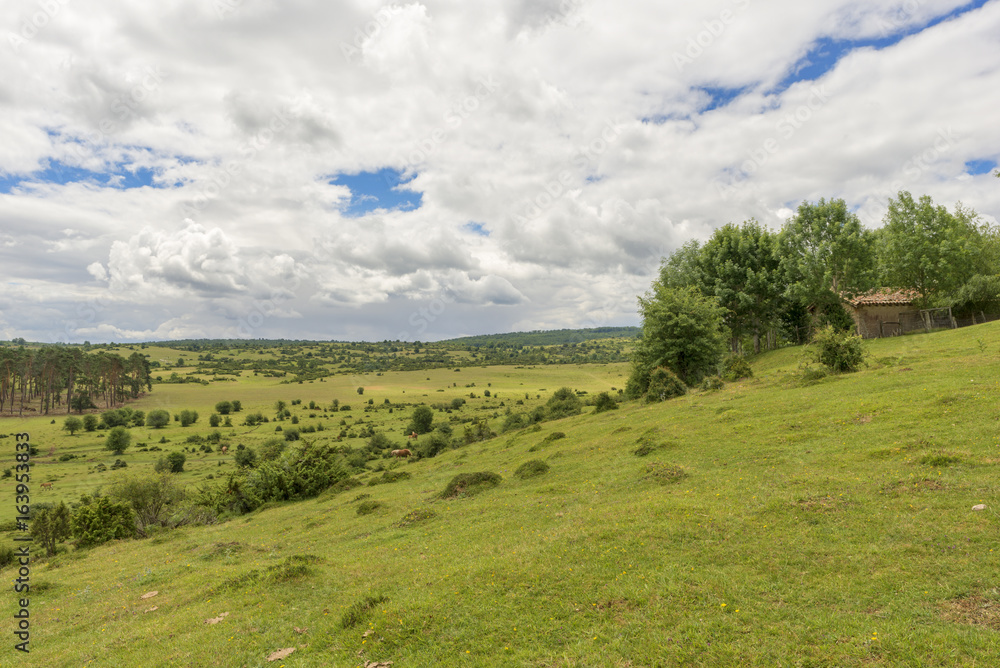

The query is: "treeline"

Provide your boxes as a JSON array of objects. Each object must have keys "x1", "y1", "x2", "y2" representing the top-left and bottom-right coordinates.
[
  {"x1": 0, "y1": 347, "x2": 152, "y2": 416},
  {"x1": 441, "y1": 327, "x2": 640, "y2": 347},
  {"x1": 658, "y1": 192, "x2": 1000, "y2": 353}
]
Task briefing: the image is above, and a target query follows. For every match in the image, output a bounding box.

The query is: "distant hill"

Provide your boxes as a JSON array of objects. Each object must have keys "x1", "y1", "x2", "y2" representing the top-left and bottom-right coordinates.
[{"x1": 440, "y1": 326, "x2": 641, "y2": 347}]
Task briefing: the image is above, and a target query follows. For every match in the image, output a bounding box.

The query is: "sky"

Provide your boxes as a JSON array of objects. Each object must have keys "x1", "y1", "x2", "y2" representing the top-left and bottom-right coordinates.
[{"x1": 1, "y1": 0, "x2": 999, "y2": 344}]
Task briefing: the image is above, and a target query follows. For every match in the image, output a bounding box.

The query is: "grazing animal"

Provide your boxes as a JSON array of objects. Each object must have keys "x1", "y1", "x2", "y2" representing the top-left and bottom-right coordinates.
[
  {"x1": 221, "y1": 446, "x2": 228, "y2": 454},
  {"x1": 391, "y1": 449, "x2": 412, "y2": 458},
  {"x1": 408, "y1": 431, "x2": 418, "y2": 440},
  {"x1": 40, "y1": 482, "x2": 53, "y2": 490}
]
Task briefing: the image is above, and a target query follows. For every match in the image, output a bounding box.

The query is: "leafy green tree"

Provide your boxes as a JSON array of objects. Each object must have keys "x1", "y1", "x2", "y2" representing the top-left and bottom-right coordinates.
[
  {"x1": 231, "y1": 400, "x2": 242, "y2": 412},
  {"x1": 145, "y1": 409, "x2": 170, "y2": 429},
  {"x1": 105, "y1": 426, "x2": 132, "y2": 455},
  {"x1": 357, "y1": 386, "x2": 364, "y2": 395},
  {"x1": 166, "y1": 452, "x2": 186, "y2": 473},
  {"x1": 30, "y1": 502, "x2": 71, "y2": 556},
  {"x1": 234, "y1": 447, "x2": 257, "y2": 468},
  {"x1": 545, "y1": 388, "x2": 583, "y2": 419},
  {"x1": 627, "y1": 284, "x2": 728, "y2": 394},
  {"x1": 71, "y1": 392, "x2": 97, "y2": 413},
  {"x1": 215, "y1": 401, "x2": 233, "y2": 415},
  {"x1": 179, "y1": 409, "x2": 198, "y2": 427},
  {"x1": 83, "y1": 414, "x2": 98, "y2": 432},
  {"x1": 106, "y1": 472, "x2": 184, "y2": 536},
  {"x1": 658, "y1": 239, "x2": 704, "y2": 289},
  {"x1": 409, "y1": 406, "x2": 434, "y2": 434},
  {"x1": 209, "y1": 414, "x2": 221, "y2": 428},
  {"x1": 63, "y1": 416, "x2": 83, "y2": 436},
  {"x1": 274, "y1": 400, "x2": 287, "y2": 419},
  {"x1": 592, "y1": 391, "x2": 618, "y2": 413},
  {"x1": 877, "y1": 192, "x2": 985, "y2": 305},
  {"x1": 778, "y1": 198, "x2": 875, "y2": 301},
  {"x1": 698, "y1": 220, "x2": 783, "y2": 353}
]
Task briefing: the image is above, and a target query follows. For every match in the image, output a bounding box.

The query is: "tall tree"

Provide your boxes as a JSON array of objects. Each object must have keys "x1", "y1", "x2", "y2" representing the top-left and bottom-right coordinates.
[{"x1": 877, "y1": 192, "x2": 984, "y2": 305}]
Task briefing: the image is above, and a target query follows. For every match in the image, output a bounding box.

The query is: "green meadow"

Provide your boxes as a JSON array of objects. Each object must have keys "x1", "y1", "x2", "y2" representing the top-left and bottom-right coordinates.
[{"x1": 3, "y1": 325, "x2": 1000, "y2": 666}]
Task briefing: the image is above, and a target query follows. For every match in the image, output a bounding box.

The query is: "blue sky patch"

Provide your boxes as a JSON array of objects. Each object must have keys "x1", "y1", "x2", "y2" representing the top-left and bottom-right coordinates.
[
  {"x1": 0, "y1": 160, "x2": 159, "y2": 193},
  {"x1": 330, "y1": 167, "x2": 423, "y2": 217},
  {"x1": 463, "y1": 222, "x2": 490, "y2": 236},
  {"x1": 965, "y1": 159, "x2": 997, "y2": 175},
  {"x1": 772, "y1": 1, "x2": 989, "y2": 94},
  {"x1": 696, "y1": 86, "x2": 748, "y2": 112}
]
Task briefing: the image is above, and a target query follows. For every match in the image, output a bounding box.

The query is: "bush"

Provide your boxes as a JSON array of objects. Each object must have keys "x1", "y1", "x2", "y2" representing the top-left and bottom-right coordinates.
[
  {"x1": 63, "y1": 416, "x2": 84, "y2": 435},
  {"x1": 30, "y1": 502, "x2": 71, "y2": 556},
  {"x1": 146, "y1": 409, "x2": 170, "y2": 429},
  {"x1": 166, "y1": 452, "x2": 186, "y2": 473},
  {"x1": 209, "y1": 414, "x2": 221, "y2": 427},
  {"x1": 258, "y1": 438, "x2": 286, "y2": 462},
  {"x1": 215, "y1": 401, "x2": 233, "y2": 415},
  {"x1": 721, "y1": 355, "x2": 753, "y2": 381},
  {"x1": 545, "y1": 388, "x2": 582, "y2": 420},
  {"x1": 283, "y1": 428, "x2": 300, "y2": 442},
  {"x1": 409, "y1": 406, "x2": 434, "y2": 434},
  {"x1": 71, "y1": 497, "x2": 137, "y2": 548},
  {"x1": 514, "y1": 460, "x2": 550, "y2": 479},
  {"x1": 243, "y1": 412, "x2": 265, "y2": 426},
  {"x1": 106, "y1": 472, "x2": 185, "y2": 536},
  {"x1": 83, "y1": 414, "x2": 98, "y2": 432},
  {"x1": 179, "y1": 410, "x2": 199, "y2": 427},
  {"x1": 644, "y1": 367, "x2": 687, "y2": 403},
  {"x1": 440, "y1": 471, "x2": 502, "y2": 499},
  {"x1": 700, "y1": 375, "x2": 725, "y2": 391},
  {"x1": 463, "y1": 418, "x2": 496, "y2": 444},
  {"x1": 811, "y1": 325, "x2": 866, "y2": 373},
  {"x1": 367, "y1": 470, "x2": 411, "y2": 486},
  {"x1": 104, "y1": 426, "x2": 132, "y2": 455},
  {"x1": 356, "y1": 500, "x2": 382, "y2": 516},
  {"x1": 234, "y1": 447, "x2": 257, "y2": 468},
  {"x1": 591, "y1": 392, "x2": 618, "y2": 414},
  {"x1": 644, "y1": 462, "x2": 688, "y2": 485},
  {"x1": 416, "y1": 426, "x2": 452, "y2": 459}
]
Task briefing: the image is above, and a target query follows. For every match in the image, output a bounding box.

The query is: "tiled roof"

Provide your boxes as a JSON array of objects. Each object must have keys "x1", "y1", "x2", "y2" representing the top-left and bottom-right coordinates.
[{"x1": 845, "y1": 288, "x2": 919, "y2": 307}]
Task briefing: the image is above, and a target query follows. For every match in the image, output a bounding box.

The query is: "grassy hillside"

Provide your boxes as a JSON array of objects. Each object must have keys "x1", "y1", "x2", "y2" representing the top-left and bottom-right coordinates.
[{"x1": 4, "y1": 324, "x2": 1000, "y2": 666}]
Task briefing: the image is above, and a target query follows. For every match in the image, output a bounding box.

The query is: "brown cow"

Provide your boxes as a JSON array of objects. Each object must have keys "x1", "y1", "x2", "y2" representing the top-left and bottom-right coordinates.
[
  {"x1": 40, "y1": 482, "x2": 53, "y2": 490},
  {"x1": 221, "y1": 446, "x2": 228, "y2": 454},
  {"x1": 391, "y1": 449, "x2": 412, "y2": 458}
]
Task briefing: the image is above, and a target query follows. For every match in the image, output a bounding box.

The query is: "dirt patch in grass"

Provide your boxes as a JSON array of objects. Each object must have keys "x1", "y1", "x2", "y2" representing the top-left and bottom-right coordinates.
[
  {"x1": 793, "y1": 495, "x2": 842, "y2": 512},
  {"x1": 394, "y1": 508, "x2": 437, "y2": 528},
  {"x1": 881, "y1": 478, "x2": 945, "y2": 495},
  {"x1": 514, "y1": 459, "x2": 550, "y2": 479},
  {"x1": 440, "y1": 471, "x2": 502, "y2": 499},
  {"x1": 940, "y1": 594, "x2": 1000, "y2": 629},
  {"x1": 643, "y1": 463, "x2": 687, "y2": 485}
]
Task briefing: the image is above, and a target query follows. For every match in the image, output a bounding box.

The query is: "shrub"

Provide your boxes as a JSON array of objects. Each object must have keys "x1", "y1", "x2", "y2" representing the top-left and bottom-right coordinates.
[
  {"x1": 110, "y1": 459, "x2": 128, "y2": 470},
  {"x1": 700, "y1": 375, "x2": 725, "y2": 391},
  {"x1": 409, "y1": 406, "x2": 434, "y2": 434},
  {"x1": 258, "y1": 438, "x2": 286, "y2": 462},
  {"x1": 146, "y1": 409, "x2": 170, "y2": 429},
  {"x1": 63, "y1": 417, "x2": 83, "y2": 435},
  {"x1": 215, "y1": 401, "x2": 233, "y2": 415},
  {"x1": 166, "y1": 452, "x2": 186, "y2": 473},
  {"x1": 30, "y1": 502, "x2": 71, "y2": 556},
  {"x1": 463, "y1": 418, "x2": 495, "y2": 444},
  {"x1": 283, "y1": 428, "x2": 300, "y2": 442},
  {"x1": 811, "y1": 325, "x2": 866, "y2": 373},
  {"x1": 721, "y1": 355, "x2": 753, "y2": 381},
  {"x1": 234, "y1": 447, "x2": 257, "y2": 468},
  {"x1": 644, "y1": 367, "x2": 687, "y2": 403},
  {"x1": 450, "y1": 398, "x2": 466, "y2": 410},
  {"x1": 546, "y1": 387, "x2": 582, "y2": 420},
  {"x1": 83, "y1": 415, "x2": 98, "y2": 432},
  {"x1": 514, "y1": 460, "x2": 550, "y2": 479},
  {"x1": 243, "y1": 412, "x2": 265, "y2": 426},
  {"x1": 179, "y1": 410, "x2": 199, "y2": 427},
  {"x1": 592, "y1": 392, "x2": 618, "y2": 413},
  {"x1": 104, "y1": 426, "x2": 132, "y2": 455},
  {"x1": 71, "y1": 497, "x2": 137, "y2": 548},
  {"x1": 440, "y1": 471, "x2": 502, "y2": 499},
  {"x1": 209, "y1": 414, "x2": 221, "y2": 427},
  {"x1": 106, "y1": 472, "x2": 184, "y2": 536},
  {"x1": 367, "y1": 470, "x2": 411, "y2": 486},
  {"x1": 416, "y1": 427, "x2": 452, "y2": 459}
]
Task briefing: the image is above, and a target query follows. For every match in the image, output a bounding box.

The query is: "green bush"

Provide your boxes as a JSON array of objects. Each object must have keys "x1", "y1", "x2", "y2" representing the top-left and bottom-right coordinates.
[
  {"x1": 440, "y1": 471, "x2": 502, "y2": 499},
  {"x1": 179, "y1": 409, "x2": 199, "y2": 427},
  {"x1": 258, "y1": 438, "x2": 286, "y2": 462},
  {"x1": 234, "y1": 447, "x2": 257, "y2": 468},
  {"x1": 106, "y1": 472, "x2": 184, "y2": 536},
  {"x1": 545, "y1": 387, "x2": 583, "y2": 419},
  {"x1": 644, "y1": 367, "x2": 687, "y2": 403},
  {"x1": 146, "y1": 409, "x2": 170, "y2": 429},
  {"x1": 721, "y1": 355, "x2": 753, "y2": 381},
  {"x1": 700, "y1": 375, "x2": 725, "y2": 391},
  {"x1": 166, "y1": 452, "x2": 186, "y2": 473},
  {"x1": 514, "y1": 460, "x2": 550, "y2": 479},
  {"x1": 356, "y1": 500, "x2": 382, "y2": 516},
  {"x1": 591, "y1": 391, "x2": 618, "y2": 413},
  {"x1": 83, "y1": 414, "x2": 98, "y2": 432},
  {"x1": 811, "y1": 325, "x2": 866, "y2": 373},
  {"x1": 104, "y1": 426, "x2": 132, "y2": 455},
  {"x1": 408, "y1": 406, "x2": 434, "y2": 434},
  {"x1": 71, "y1": 497, "x2": 137, "y2": 548}
]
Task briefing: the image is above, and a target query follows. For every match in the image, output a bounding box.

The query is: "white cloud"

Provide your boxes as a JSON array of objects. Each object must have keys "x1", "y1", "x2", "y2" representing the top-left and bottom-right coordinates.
[{"x1": 0, "y1": 0, "x2": 998, "y2": 342}]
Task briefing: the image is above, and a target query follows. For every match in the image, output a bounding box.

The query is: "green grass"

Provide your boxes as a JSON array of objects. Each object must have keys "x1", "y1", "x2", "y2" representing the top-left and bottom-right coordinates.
[{"x1": 4, "y1": 325, "x2": 1000, "y2": 665}]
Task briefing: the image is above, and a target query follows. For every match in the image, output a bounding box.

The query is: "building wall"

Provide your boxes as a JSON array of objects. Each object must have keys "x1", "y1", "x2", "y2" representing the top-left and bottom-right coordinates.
[{"x1": 845, "y1": 304, "x2": 912, "y2": 338}]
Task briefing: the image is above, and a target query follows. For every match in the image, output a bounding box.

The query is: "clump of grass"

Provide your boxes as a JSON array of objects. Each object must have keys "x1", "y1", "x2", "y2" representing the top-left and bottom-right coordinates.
[
  {"x1": 644, "y1": 463, "x2": 687, "y2": 485},
  {"x1": 632, "y1": 436, "x2": 666, "y2": 457},
  {"x1": 529, "y1": 431, "x2": 566, "y2": 452},
  {"x1": 700, "y1": 375, "x2": 725, "y2": 391},
  {"x1": 920, "y1": 453, "x2": 962, "y2": 467},
  {"x1": 440, "y1": 472, "x2": 502, "y2": 499},
  {"x1": 798, "y1": 365, "x2": 829, "y2": 386},
  {"x1": 331, "y1": 477, "x2": 364, "y2": 493},
  {"x1": 356, "y1": 500, "x2": 382, "y2": 516},
  {"x1": 514, "y1": 460, "x2": 550, "y2": 479},
  {"x1": 217, "y1": 554, "x2": 323, "y2": 592},
  {"x1": 394, "y1": 508, "x2": 437, "y2": 528},
  {"x1": 368, "y1": 470, "x2": 411, "y2": 486},
  {"x1": 350, "y1": 493, "x2": 371, "y2": 503},
  {"x1": 341, "y1": 594, "x2": 390, "y2": 629}
]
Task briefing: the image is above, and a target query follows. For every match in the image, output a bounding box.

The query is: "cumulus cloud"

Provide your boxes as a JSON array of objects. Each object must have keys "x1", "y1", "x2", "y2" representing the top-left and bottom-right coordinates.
[{"x1": 0, "y1": 0, "x2": 998, "y2": 342}]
